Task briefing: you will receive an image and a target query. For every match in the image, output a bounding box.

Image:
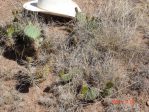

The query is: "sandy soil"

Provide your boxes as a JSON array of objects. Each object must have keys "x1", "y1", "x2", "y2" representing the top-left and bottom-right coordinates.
[{"x1": 0, "y1": 0, "x2": 27, "y2": 25}]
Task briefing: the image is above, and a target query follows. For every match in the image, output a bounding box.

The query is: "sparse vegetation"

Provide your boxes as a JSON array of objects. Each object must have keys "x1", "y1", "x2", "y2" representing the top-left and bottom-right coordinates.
[{"x1": 0, "y1": 0, "x2": 149, "y2": 112}]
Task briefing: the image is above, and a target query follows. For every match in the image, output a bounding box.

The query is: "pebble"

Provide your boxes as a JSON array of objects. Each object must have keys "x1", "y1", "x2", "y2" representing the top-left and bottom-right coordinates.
[{"x1": 146, "y1": 101, "x2": 149, "y2": 106}]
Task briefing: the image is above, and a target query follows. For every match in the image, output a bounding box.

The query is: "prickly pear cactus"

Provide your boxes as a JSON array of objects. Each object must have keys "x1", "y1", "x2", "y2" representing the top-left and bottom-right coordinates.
[
  {"x1": 76, "y1": 12, "x2": 87, "y2": 24},
  {"x1": 85, "y1": 87, "x2": 99, "y2": 101},
  {"x1": 81, "y1": 81, "x2": 89, "y2": 95},
  {"x1": 24, "y1": 23, "x2": 41, "y2": 40},
  {"x1": 79, "y1": 81, "x2": 99, "y2": 101},
  {"x1": 59, "y1": 70, "x2": 73, "y2": 82}
]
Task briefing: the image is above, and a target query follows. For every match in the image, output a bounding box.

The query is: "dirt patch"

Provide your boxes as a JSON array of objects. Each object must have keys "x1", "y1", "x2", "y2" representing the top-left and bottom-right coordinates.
[
  {"x1": 14, "y1": 73, "x2": 54, "y2": 112},
  {"x1": 0, "y1": 57, "x2": 55, "y2": 112},
  {"x1": 0, "y1": 0, "x2": 26, "y2": 25},
  {"x1": 0, "y1": 56, "x2": 27, "y2": 80},
  {"x1": 81, "y1": 102, "x2": 104, "y2": 112}
]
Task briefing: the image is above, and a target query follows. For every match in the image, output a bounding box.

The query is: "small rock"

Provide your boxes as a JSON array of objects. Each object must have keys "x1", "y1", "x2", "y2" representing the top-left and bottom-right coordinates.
[{"x1": 146, "y1": 101, "x2": 149, "y2": 106}]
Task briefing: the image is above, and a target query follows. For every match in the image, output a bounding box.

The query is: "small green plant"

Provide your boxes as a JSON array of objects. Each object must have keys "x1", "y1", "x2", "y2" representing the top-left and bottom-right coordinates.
[
  {"x1": 78, "y1": 81, "x2": 99, "y2": 101},
  {"x1": 59, "y1": 70, "x2": 73, "y2": 82},
  {"x1": 76, "y1": 12, "x2": 87, "y2": 25},
  {"x1": 105, "y1": 81, "x2": 114, "y2": 89},
  {"x1": 34, "y1": 64, "x2": 52, "y2": 83},
  {"x1": 76, "y1": 12, "x2": 98, "y2": 32},
  {"x1": 100, "y1": 81, "x2": 114, "y2": 98},
  {"x1": 85, "y1": 87, "x2": 99, "y2": 101},
  {"x1": 6, "y1": 25, "x2": 15, "y2": 38},
  {"x1": 24, "y1": 22, "x2": 41, "y2": 40},
  {"x1": 59, "y1": 68, "x2": 81, "y2": 82},
  {"x1": 2, "y1": 25, "x2": 16, "y2": 47},
  {"x1": 81, "y1": 81, "x2": 89, "y2": 95}
]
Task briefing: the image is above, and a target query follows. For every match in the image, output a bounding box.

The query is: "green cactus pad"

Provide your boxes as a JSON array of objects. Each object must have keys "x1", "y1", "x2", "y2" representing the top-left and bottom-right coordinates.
[
  {"x1": 81, "y1": 81, "x2": 89, "y2": 95},
  {"x1": 24, "y1": 23, "x2": 41, "y2": 40},
  {"x1": 85, "y1": 88, "x2": 99, "y2": 101}
]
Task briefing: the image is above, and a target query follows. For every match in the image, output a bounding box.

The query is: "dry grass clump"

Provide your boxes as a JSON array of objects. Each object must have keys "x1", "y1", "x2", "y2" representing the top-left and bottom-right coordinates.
[
  {"x1": 129, "y1": 63, "x2": 149, "y2": 94},
  {"x1": 94, "y1": 0, "x2": 145, "y2": 50},
  {"x1": 42, "y1": 0, "x2": 149, "y2": 111}
]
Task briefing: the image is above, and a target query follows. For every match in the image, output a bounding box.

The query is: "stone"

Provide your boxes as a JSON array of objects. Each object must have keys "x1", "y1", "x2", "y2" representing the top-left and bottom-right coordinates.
[{"x1": 146, "y1": 101, "x2": 149, "y2": 106}]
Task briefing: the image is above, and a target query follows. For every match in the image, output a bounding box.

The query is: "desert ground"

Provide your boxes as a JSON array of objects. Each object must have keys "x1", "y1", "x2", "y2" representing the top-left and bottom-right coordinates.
[{"x1": 0, "y1": 0, "x2": 149, "y2": 112}]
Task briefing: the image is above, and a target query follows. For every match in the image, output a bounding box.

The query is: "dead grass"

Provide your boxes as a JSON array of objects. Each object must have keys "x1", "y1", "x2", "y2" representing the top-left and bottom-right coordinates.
[
  {"x1": 44, "y1": 0, "x2": 149, "y2": 111},
  {"x1": 0, "y1": 0, "x2": 149, "y2": 112}
]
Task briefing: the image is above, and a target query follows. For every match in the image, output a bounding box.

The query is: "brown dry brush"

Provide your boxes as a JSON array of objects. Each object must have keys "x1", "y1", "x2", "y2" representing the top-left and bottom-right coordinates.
[{"x1": 42, "y1": 0, "x2": 149, "y2": 111}]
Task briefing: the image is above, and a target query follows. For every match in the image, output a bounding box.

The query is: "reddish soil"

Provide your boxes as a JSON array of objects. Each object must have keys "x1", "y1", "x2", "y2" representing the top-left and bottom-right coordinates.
[
  {"x1": 0, "y1": 0, "x2": 27, "y2": 25},
  {"x1": 0, "y1": 56, "x2": 55, "y2": 112}
]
